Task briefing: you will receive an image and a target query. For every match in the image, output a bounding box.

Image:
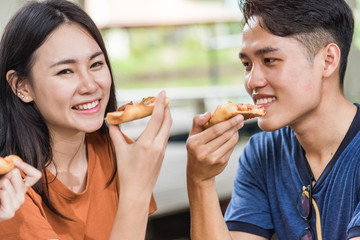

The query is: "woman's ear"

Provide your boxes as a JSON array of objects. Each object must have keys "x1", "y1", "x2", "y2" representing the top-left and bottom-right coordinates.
[
  {"x1": 6, "y1": 70, "x2": 33, "y2": 103},
  {"x1": 322, "y1": 43, "x2": 341, "y2": 78}
]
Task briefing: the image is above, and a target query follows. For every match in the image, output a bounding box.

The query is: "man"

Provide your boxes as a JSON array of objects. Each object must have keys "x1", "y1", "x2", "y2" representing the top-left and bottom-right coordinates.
[{"x1": 186, "y1": 0, "x2": 360, "y2": 239}]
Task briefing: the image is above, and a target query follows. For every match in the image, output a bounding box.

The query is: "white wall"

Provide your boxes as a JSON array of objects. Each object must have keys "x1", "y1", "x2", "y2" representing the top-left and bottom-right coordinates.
[{"x1": 0, "y1": 0, "x2": 27, "y2": 35}]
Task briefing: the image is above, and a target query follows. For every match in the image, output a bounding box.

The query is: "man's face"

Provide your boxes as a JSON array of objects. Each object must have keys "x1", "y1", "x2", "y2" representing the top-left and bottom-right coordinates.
[{"x1": 241, "y1": 17, "x2": 324, "y2": 131}]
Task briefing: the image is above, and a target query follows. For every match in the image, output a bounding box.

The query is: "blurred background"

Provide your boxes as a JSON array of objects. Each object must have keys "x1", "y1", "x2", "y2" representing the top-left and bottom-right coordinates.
[{"x1": 1, "y1": 0, "x2": 360, "y2": 239}]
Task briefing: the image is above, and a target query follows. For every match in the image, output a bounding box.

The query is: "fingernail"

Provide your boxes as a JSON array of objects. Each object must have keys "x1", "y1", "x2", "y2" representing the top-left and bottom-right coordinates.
[
  {"x1": 200, "y1": 113, "x2": 207, "y2": 119},
  {"x1": 235, "y1": 115, "x2": 244, "y2": 125},
  {"x1": 160, "y1": 90, "x2": 166, "y2": 97}
]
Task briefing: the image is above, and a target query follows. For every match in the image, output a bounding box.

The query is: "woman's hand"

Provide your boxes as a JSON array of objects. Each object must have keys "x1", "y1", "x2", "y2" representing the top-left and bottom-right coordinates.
[
  {"x1": 0, "y1": 158, "x2": 42, "y2": 222},
  {"x1": 186, "y1": 112, "x2": 244, "y2": 186},
  {"x1": 109, "y1": 90, "x2": 172, "y2": 198}
]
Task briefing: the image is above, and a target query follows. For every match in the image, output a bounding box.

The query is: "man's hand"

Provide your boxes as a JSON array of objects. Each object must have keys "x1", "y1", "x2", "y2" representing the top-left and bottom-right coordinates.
[{"x1": 186, "y1": 112, "x2": 244, "y2": 185}]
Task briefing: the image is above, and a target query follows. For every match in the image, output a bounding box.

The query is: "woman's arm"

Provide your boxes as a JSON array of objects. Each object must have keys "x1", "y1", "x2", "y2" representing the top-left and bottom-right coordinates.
[{"x1": 108, "y1": 90, "x2": 172, "y2": 239}]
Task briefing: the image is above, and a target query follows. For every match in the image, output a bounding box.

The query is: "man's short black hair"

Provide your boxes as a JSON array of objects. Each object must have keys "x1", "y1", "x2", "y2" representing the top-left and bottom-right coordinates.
[{"x1": 239, "y1": 0, "x2": 354, "y2": 88}]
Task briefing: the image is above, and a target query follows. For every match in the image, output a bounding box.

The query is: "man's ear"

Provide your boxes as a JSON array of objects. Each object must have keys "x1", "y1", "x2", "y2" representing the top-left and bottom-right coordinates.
[
  {"x1": 322, "y1": 43, "x2": 341, "y2": 78},
  {"x1": 6, "y1": 70, "x2": 33, "y2": 103}
]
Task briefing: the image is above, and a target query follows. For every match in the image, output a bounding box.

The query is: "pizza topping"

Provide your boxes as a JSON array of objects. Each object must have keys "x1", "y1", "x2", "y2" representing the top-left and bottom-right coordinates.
[
  {"x1": 118, "y1": 101, "x2": 134, "y2": 111},
  {"x1": 141, "y1": 97, "x2": 156, "y2": 105},
  {"x1": 237, "y1": 104, "x2": 265, "y2": 114}
]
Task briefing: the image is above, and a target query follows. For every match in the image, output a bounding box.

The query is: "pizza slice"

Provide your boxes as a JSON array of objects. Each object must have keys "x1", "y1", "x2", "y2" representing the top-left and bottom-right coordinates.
[
  {"x1": 204, "y1": 101, "x2": 265, "y2": 128},
  {"x1": 0, "y1": 155, "x2": 22, "y2": 175},
  {"x1": 106, "y1": 96, "x2": 170, "y2": 125}
]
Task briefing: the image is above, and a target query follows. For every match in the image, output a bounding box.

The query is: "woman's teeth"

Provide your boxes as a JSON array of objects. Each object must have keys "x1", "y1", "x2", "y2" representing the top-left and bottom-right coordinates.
[
  {"x1": 256, "y1": 97, "x2": 276, "y2": 105},
  {"x1": 74, "y1": 100, "x2": 99, "y2": 110}
]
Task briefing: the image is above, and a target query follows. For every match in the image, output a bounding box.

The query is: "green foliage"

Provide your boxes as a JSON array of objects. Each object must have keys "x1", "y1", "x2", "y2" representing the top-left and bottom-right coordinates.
[{"x1": 105, "y1": 23, "x2": 243, "y2": 89}]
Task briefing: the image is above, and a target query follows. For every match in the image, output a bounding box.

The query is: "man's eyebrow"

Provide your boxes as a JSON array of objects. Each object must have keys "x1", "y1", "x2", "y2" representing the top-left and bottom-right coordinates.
[
  {"x1": 255, "y1": 47, "x2": 279, "y2": 55},
  {"x1": 50, "y1": 51, "x2": 104, "y2": 68},
  {"x1": 239, "y1": 47, "x2": 279, "y2": 59}
]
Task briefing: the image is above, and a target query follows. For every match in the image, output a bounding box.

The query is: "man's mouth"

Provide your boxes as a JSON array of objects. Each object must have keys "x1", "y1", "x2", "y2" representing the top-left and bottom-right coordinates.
[
  {"x1": 256, "y1": 97, "x2": 276, "y2": 105},
  {"x1": 73, "y1": 100, "x2": 100, "y2": 110}
]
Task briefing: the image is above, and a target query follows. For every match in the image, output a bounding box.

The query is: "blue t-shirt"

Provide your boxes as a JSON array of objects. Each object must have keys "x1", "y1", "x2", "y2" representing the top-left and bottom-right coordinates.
[{"x1": 225, "y1": 104, "x2": 360, "y2": 239}]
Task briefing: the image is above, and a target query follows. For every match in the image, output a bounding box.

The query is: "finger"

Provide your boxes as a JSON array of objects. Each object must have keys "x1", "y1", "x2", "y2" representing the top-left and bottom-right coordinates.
[
  {"x1": 139, "y1": 90, "x2": 167, "y2": 141},
  {"x1": 8, "y1": 169, "x2": 28, "y2": 197},
  {"x1": 0, "y1": 178, "x2": 16, "y2": 209},
  {"x1": 189, "y1": 114, "x2": 243, "y2": 146},
  {"x1": 210, "y1": 131, "x2": 239, "y2": 163},
  {"x1": 13, "y1": 158, "x2": 41, "y2": 187},
  {"x1": 0, "y1": 190, "x2": 16, "y2": 220},
  {"x1": 189, "y1": 112, "x2": 211, "y2": 136},
  {"x1": 108, "y1": 124, "x2": 128, "y2": 151},
  {"x1": 207, "y1": 114, "x2": 244, "y2": 139},
  {"x1": 154, "y1": 106, "x2": 172, "y2": 149},
  {"x1": 206, "y1": 119, "x2": 241, "y2": 151}
]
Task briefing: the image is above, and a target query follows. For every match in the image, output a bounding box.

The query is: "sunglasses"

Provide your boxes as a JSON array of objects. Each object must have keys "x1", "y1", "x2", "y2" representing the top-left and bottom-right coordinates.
[{"x1": 297, "y1": 185, "x2": 323, "y2": 240}]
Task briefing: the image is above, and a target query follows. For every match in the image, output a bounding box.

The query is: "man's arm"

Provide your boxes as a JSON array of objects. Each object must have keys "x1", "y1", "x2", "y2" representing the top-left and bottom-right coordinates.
[
  {"x1": 187, "y1": 175, "x2": 267, "y2": 240},
  {"x1": 186, "y1": 113, "x2": 267, "y2": 240}
]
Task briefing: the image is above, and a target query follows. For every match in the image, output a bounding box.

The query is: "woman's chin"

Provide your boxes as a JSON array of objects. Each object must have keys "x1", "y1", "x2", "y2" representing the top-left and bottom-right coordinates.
[{"x1": 79, "y1": 119, "x2": 106, "y2": 133}]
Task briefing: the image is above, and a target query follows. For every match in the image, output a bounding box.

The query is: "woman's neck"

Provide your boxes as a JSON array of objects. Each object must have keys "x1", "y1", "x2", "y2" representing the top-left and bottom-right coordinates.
[{"x1": 48, "y1": 130, "x2": 88, "y2": 193}]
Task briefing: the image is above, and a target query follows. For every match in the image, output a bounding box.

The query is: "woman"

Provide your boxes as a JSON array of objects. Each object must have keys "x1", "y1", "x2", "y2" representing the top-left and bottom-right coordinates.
[{"x1": 0, "y1": 0, "x2": 172, "y2": 239}]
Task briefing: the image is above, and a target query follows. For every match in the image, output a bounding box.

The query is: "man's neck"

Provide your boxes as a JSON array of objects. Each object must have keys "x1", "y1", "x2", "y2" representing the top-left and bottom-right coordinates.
[{"x1": 292, "y1": 96, "x2": 356, "y2": 179}]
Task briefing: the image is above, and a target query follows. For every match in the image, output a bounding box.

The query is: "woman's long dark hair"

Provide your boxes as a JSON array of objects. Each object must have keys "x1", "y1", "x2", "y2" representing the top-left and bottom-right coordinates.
[{"x1": 0, "y1": 0, "x2": 117, "y2": 219}]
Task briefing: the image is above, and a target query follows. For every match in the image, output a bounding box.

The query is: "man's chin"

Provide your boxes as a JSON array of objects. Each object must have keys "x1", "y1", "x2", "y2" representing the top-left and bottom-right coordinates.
[{"x1": 257, "y1": 118, "x2": 285, "y2": 132}]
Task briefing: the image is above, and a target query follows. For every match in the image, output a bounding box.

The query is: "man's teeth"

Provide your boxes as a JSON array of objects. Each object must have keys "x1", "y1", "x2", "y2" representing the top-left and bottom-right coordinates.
[
  {"x1": 256, "y1": 97, "x2": 276, "y2": 105},
  {"x1": 74, "y1": 100, "x2": 99, "y2": 110}
]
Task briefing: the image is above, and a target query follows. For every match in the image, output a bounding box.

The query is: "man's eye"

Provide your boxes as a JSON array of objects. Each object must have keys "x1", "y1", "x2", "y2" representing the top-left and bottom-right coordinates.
[
  {"x1": 264, "y1": 58, "x2": 276, "y2": 64},
  {"x1": 242, "y1": 61, "x2": 252, "y2": 71},
  {"x1": 57, "y1": 69, "x2": 72, "y2": 75}
]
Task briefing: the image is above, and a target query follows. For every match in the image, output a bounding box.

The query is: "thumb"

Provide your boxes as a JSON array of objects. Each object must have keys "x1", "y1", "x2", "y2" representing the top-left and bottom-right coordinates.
[{"x1": 189, "y1": 112, "x2": 211, "y2": 136}]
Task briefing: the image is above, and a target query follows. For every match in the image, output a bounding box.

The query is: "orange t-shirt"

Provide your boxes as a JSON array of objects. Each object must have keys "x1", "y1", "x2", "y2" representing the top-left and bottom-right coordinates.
[{"x1": 0, "y1": 132, "x2": 157, "y2": 239}]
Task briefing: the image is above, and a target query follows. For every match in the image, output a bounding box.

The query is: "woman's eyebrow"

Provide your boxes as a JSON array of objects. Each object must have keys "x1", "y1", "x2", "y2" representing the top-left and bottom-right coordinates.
[
  {"x1": 49, "y1": 51, "x2": 104, "y2": 68},
  {"x1": 50, "y1": 59, "x2": 76, "y2": 68},
  {"x1": 89, "y1": 51, "x2": 104, "y2": 60}
]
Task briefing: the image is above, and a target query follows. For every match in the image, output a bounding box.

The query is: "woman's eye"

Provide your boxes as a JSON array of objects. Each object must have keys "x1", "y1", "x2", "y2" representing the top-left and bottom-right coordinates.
[
  {"x1": 91, "y1": 61, "x2": 104, "y2": 69},
  {"x1": 57, "y1": 69, "x2": 72, "y2": 75}
]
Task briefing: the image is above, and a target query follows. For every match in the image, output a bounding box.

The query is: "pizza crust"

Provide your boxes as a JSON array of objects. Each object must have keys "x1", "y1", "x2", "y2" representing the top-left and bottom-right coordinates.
[
  {"x1": 204, "y1": 101, "x2": 265, "y2": 128},
  {"x1": 0, "y1": 155, "x2": 22, "y2": 175},
  {"x1": 106, "y1": 97, "x2": 170, "y2": 125}
]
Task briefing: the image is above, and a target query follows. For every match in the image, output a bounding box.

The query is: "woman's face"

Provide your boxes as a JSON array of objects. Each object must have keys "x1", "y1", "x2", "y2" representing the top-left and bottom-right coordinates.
[{"x1": 28, "y1": 23, "x2": 111, "y2": 135}]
